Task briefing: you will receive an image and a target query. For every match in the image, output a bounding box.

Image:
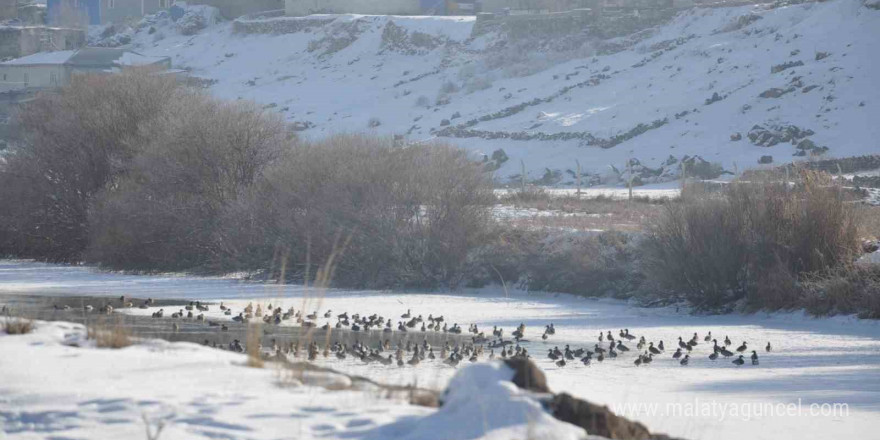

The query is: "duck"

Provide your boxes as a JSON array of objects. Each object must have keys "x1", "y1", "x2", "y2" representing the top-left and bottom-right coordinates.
[
  {"x1": 719, "y1": 345, "x2": 734, "y2": 358},
  {"x1": 324, "y1": 310, "x2": 332, "y2": 318},
  {"x1": 598, "y1": 332, "x2": 604, "y2": 342},
  {"x1": 555, "y1": 359, "x2": 566, "y2": 368},
  {"x1": 672, "y1": 348, "x2": 682, "y2": 359},
  {"x1": 596, "y1": 352, "x2": 604, "y2": 362},
  {"x1": 152, "y1": 308, "x2": 164, "y2": 318},
  {"x1": 732, "y1": 355, "x2": 745, "y2": 366},
  {"x1": 232, "y1": 313, "x2": 245, "y2": 322},
  {"x1": 648, "y1": 342, "x2": 661, "y2": 355},
  {"x1": 616, "y1": 341, "x2": 630, "y2": 352},
  {"x1": 680, "y1": 354, "x2": 689, "y2": 366},
  {"x1": 708, "y1": 348, "x2": 719, "y2": 361},
  {"x1": 401, "y1": 309, "x2": 411, "y2": 319},
  {"x1": 704, "y1": 331, "x2": 712, "y2": 342},
  {"x1": 658, "y1": 340, "x2": 665, "y2": 352},
  {"x1": 678, "y1": 337, "x2": 688, "y2": 350},
  {"x1": 751, "y1": 350, "x2": 759, "y2": 365},
  {"x1": 724, "y1": 336, "x2": 732, "y2": 346},
  {"x1": 220, "y1": 302, "x2": 227, "y2": 311},
  {"x1": 766, "y1": 342, "x2": 772, "y2": 352},
  {"x1": 736, "y1": 341, "x2": 747, "y2": 353},
  {"x1": 623, "y1": 329, "x2": 636, "y2": 340},
  {"x1": 633, "y1": 355, "x2": 643, "y2": 367},
  {"x1": 608, "y1": 347, "x2": 618, "y2": 358},
  {"x1": 306, "y1": 311, "x2": 318, "y2": 320}
]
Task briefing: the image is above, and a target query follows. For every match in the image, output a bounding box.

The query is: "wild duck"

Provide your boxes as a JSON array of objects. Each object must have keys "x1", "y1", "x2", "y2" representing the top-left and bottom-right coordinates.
[
  {"x1": 555, "y1": 359, "x2": 566, "y2": 368},
  {"x1": 599, "y1": 332, "x2": 604, "y2": 342},
  {"x1": 401, "y1": 309, "x2": 411, "y2": 319},
  {"x1": 597, "y1": 352, "x2": 604, "y2": 362},
  {"x1": 766, "y1": 342, "x2": 772, "y2": 352},
  {"x1": 704, "y1": 331, "x2": 712, "y2": 342},
  {"x1": 624, "y1": 329, "x2": 636, "y2": 340},
  {"x1": 724, "y1": 336, "x2": 732, "y2": 346},
  {"x1": 648, "y1": 343, "x2": 661, "y2": 355},
  {"x1": 751, "y1": 350, "x2": 759, "y2": 365},
  {"x1": 680, "y1": 355, "x2": 690, "y2": 366},
  {"x1": 658, "y1": 340, "x2": 665, "y2": 352},
  {"x1": 678, "y1": 337, "x2": 688, "y2": 350},
  {"x1": 324, "y1": 310, "x2": 332, "y2": 318},
  {"x1": 736, "y1": 341, "x2": 747, "y2": 353},
  {"x1": 306, "y1": 311, "x2": 318, "y2": 320},
  {"x1": 634, "y1": 355, "x2": 643, "y2": 367},
  {"x1": 672, "y1": 348, "x2": 682, "y2": 359},
  {"x1": 616, "y1": 341, "x2": 630, "y2": 352},
  {"x1": 609, "y1": 347, "x2": 618, "y2": 358},
  {"x1": 719, "y1": 346, "x2": 734, "y2": 358},
  {"x1": 732, "y1": 355, "x2": 745, "y2": 366}
]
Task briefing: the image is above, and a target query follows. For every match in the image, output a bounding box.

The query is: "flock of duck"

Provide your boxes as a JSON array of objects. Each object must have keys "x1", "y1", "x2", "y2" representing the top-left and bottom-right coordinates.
[
  {"x1": 64, "y1": 297, "x2": 772, "y2": 369},
  {"x1": 545, "y1": 329, "x2": 767, "y2": 368}
]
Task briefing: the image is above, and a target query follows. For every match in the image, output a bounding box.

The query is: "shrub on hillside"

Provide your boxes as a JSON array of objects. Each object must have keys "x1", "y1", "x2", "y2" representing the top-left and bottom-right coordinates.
[
  {"x1": 643, "y1": 171, "x2": 861, "y2": 310},
  {"x1": 0, "y1": 69, "x2": 180, "y2": 262},
  {"x1": 86, "y1": 94, "x2": 290, "y2": 271},
  {"x1": 218, "y1": 135, "x2": 494, "y2": 288}
]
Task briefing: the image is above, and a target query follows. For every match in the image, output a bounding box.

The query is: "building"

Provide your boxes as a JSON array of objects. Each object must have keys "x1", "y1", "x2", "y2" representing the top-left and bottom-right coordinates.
[
  {"x1": 47, "y1": 0, "x2": 177, "y2": 26},
  {"x1": 0, "y1": 46, "x2": 171, "y2": 92}
]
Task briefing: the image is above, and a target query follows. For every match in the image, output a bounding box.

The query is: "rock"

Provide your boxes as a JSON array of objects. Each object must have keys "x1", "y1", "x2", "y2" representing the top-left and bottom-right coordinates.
[
  {"x1": 759, "y1": 155, "x2": 773, "y2": 164},
  {"x1": 440, "y1": 119, "x2": 450, "y2": 126},
  {"x1": 815, "y1": 51, "x2": 831, "y2": 61},
  {"x1": 730, "y1": 132, "x2": 742, "y2": 141},
  {"x1": 759, "y1": 87, "x2": 794, "y2": 98},
  {"x1": 704, "y1": 92, "x2": 723, "y2": 105},
  {"x1": 771, "y1": 60, "x2": 804, "y2": 74},
  {"x1": 502, "y1": 358, "x2": 549, "y2": 393},
  {"x1": 547, "y1": 393, "x2": 668, "y2": 440}
]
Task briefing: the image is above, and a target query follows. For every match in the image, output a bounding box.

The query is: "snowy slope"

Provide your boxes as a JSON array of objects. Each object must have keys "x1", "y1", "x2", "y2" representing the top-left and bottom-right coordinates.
[
  {"x1": 2, "y1": 260, "x2": 879, "y2": 440},
  {"x1": 114, "y1": 0, "x2": 880, "y2": 184}
]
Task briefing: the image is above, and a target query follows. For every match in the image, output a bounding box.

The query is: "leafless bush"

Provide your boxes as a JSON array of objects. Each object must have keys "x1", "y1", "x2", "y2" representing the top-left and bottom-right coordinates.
[
  {"x1": 643, "y1": 171, "x2": 861, "y2": 310},
  {"x1": 246, "y1": 323, "x2": 264, "y2": 368},
  {"x1": 802, "y1": 264, "x2": 880, "y2": 318},
  {"x1": 0, "y1": 69, "x2": 180, "y2": 262},
  {"x1": 467, "y1": 229, "x2": 642, "y2": 298},
  {"x1": 86, "y1": 93, "x2": 291, "y2": 271},
  {"x1": 220, "y1": 134, "x2": 493, "y2": 288}
]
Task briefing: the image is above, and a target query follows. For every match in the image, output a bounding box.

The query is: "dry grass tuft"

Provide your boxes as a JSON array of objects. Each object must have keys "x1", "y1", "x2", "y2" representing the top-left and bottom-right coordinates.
[
  {"x1": 88, "y1": 317, "x2": 133, "y2": 349},
  {"x1": 246, "y1": 322, "x2": 264, "y2": 368},
  {"x1": 2, "y1": 317, "x2": 34, "y2": 335}
]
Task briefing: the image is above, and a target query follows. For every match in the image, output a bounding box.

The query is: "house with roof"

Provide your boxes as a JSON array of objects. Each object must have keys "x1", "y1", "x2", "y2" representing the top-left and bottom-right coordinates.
[
  {"x1": 0, "y1": 46, "x2": 171, "y2": 92},
  {"x1": 47, "y1": 0, "x2": 178, "y2": 26}
]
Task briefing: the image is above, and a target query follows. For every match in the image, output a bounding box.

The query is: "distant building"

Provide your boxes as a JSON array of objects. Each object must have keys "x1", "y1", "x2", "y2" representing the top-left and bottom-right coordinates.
[
  {"x1": 0, "y1": 47, "x2": 171, "y2": 92},
  {"x1": 47, "y1": 0, "x2": 177, "y2": 26}
]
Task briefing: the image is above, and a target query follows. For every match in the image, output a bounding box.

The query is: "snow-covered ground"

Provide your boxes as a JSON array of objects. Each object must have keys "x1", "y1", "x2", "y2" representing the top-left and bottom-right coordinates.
[
  {"x1": 2, "y1": 260, "x2": 879, "y2": 440},
  {"x1": 0, "y1": 319, "x2": 591, "y2": 440},
  {"x1": 110, "y1": 0, "x2": 880, "y2": 183}
]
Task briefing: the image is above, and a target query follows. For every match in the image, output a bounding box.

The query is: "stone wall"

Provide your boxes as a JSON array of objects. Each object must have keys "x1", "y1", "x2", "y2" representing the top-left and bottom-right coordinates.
[
  {"x1": 0, "y1": 26, "x2": 84, "y2": 59},
  {"x1": 188, "y1": 0, "x2": 285, "y2": 20},
  {"x1": 285, "y1": 0, "x2": 423, "y2": 16}
]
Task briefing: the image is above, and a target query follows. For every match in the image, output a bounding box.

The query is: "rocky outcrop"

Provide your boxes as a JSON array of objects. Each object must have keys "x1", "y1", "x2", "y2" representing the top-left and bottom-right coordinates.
[{"x1": 747, "y1": 124, "x2": 814, "y2": 147}]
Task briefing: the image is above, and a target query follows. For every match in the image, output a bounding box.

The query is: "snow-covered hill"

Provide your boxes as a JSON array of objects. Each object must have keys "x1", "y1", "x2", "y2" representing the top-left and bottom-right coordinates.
[{"x1": 116, "y1": 0, "x2": 878, "y2": 185}]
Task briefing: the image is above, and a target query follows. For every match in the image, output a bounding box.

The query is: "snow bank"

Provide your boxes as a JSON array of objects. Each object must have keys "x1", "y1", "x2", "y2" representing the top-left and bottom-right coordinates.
[{"x1": 369, "y1": 361, "x2": 588, "y2": 440}]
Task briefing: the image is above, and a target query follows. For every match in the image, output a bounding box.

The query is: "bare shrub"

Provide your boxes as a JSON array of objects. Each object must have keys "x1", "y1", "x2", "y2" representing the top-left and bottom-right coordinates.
[
  {"x1": 220, "y1": 134, "x2": 493, "y2": 288},
  {"x1": 643, "y1": 171, "x2": 861, "y2": 310},
  {"x1": 86, "y1": 94, "x2": 291, "y2": 271},
  {"x1": 0, "y1": 69, "x2": 180, "y2": 262},
  {"x1": 467, "y1": 229, "x2": 642, "y2": 298},
  {"x1": 803, "y1": 264, "x2": 880, "y2": 318}
]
